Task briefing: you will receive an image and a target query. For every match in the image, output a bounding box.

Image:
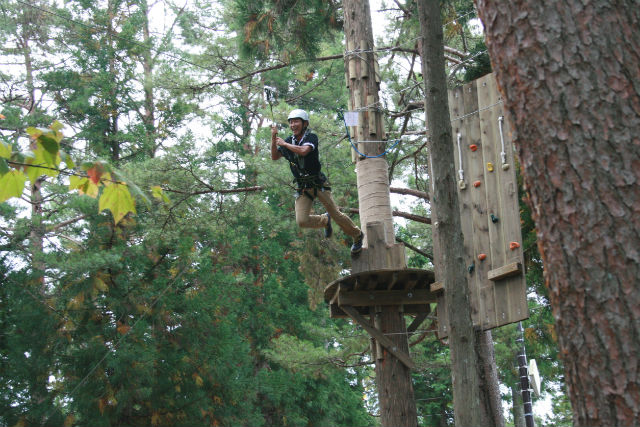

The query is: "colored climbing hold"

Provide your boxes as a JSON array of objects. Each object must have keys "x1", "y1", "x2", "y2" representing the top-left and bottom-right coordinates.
[
  {"x1": 487, "y1": 162, "x2": 494, "y2": 172},
  {"x1": 490, "y1": 214, "x2": 499, "y2": 223},
  {"x1": 502, "y1": 163, "x2": 510, "y2": 171},
  {"x1": 473, "y1": 180, "x2": 481, "y2": 188},
  {"x1": 469, "y1": 144, "x2": 478, "y2": 152},
  {"x1": 478, "y1": 253, "x2": 487, "y2": 261},
  {"x1": 468, "y1": 263, "x2": 475, "y2": 274},
  {"x1": 458, "y1": 180, "x2": 466, "y2": 190},
  {"x1": 509, "y1": 241, "x2": 521, "y2": 250}
]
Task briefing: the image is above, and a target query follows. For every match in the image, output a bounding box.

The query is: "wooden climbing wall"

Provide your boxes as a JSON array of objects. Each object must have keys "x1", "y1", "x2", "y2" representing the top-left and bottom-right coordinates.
[{"x1": 436, "y1": 73, "x2": 528, "y2": 338}]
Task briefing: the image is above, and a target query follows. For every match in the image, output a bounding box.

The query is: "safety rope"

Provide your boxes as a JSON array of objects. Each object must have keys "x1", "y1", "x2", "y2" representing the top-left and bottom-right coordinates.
[
  {"x1": 338, "y1": 110, "x2": 401, "y2": 159},
  {"x1": 498, "y1": 115, "x2": 507, "y2": 165}
]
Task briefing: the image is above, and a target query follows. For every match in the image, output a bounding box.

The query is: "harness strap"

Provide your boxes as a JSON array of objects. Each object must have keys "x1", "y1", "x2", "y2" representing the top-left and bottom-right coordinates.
[{"x1": 294, "y1": 174, "x2": 331, "y2": 200}]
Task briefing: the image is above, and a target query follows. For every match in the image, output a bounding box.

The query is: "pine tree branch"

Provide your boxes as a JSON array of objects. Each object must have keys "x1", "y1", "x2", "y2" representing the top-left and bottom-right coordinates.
[
  {"x1": 395, "y1": 236, "x2": 433, "y2": 260},
  {"x1": 164, "y1": 185, "x2": 265, "y2": 196},
  {"x1": 189, "y1": 44, "x2": 464, "y2": 91},
  {"x1": 46, "y1": 215, "x2": 87, "y2": 232},
  {"x1": 340, "y1": 206, "x2": 431, "y2": 225},
  {"x1": 389, "y1": 186, "x2": 429, "y2": 200}
]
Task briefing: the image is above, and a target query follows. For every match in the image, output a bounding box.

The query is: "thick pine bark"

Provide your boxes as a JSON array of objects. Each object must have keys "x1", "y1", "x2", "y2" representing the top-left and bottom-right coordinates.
[
  {"x1": 475, "y1": 1, "x2": 640, "y2": 425},
  {"x1": 416, "y1": 1, "x2": 492, "y2": 425}
]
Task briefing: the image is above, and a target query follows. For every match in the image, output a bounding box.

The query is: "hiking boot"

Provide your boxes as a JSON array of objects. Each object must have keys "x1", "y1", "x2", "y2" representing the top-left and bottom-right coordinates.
[
  {"x1": 324, "y1": 213, "x2": 333, "y2": 238},
  {"x1": 351, "y1": 232, "x2": 364, "y2": 255}
]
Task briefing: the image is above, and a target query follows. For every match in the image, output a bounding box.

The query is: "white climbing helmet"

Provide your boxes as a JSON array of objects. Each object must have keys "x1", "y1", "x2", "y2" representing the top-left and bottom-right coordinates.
[{"x1": 287, "y1": 109, "x2": 309, "y2": 122}]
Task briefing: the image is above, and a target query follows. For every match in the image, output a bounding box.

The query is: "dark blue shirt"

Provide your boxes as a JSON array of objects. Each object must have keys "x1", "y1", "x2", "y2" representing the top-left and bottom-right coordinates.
[{"x1": 277, "y1": 130, "x2": 322, "y2": 178}]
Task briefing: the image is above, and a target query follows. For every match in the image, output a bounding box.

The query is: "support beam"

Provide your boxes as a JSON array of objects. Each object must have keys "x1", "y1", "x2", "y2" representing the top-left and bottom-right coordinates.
[
  {"x1": 340, "y1": 305, "x2": 415, "y2": 370},
  {"x1": 407, "y1": 310, "x2": 431, "y2": 334}
]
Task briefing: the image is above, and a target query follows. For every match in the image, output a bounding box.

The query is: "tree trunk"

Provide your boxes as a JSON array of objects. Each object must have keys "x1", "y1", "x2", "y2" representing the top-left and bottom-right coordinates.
[
  {"x1": 140, "y1": 0, "x2": 157, "y2": 158},
  {"x1": 475, "y1": 1, "x2": 640, "y2": 425},
  {"x1": 374, "y1": 306, "x2": 417, "y2": 426},
  {"x1": 416, "y1": 0, "x2": 492, "y2": 425},
  {"x1": 21, "y1": 18, "x2": 50, "y2": 425},
  {"x1": 477, "y1": 330, "x2": 505, "y2": 427},
  {"x1": 343, "y1": 0, "x2": 394, "y2": 246},
  {"x1": 512, "y1": 384, "x2": 526, "y2": 427},
  {"x1": 343, "y1": 0, "x2": 416, "y2": 426},
  {"x1": 107, "y1": 0, "x2": 119, "y2": 162}
]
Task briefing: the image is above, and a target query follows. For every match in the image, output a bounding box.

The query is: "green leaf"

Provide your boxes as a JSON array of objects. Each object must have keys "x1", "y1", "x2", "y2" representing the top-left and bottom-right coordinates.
[
  {"x1": 26, "y1": 147, "x2": 59, "y2": 182},
  {"x1": 20, "y1": 150, "x2": 35, "y2": 161},
  {"x1": 59, "y1": 150, "x2": 75, "y2": 168},
  {"x1": 68, "y1": 175, "x2": 85, "y2": 190},
  {"x1": 151, "y1": 185, "x2": 171, "y2": 203},
  {"x1": 25, "y1": 126, "x2": 42, "y2": 139},
  {"x1": 50, "y1": 120, "x2": 64, "y2": 132},
  {"x1": 0, "y1": 158, "x2": 9, "y2": 175},
  {"x1": 0, "y1": 140, "x2": 11, "y2": 159},
  {"x1": 39, "y1": 134, "x2": 59, "y2": 155},
  {"x1": 0, "y1": 169, "x2": 27, "y2": 202},
  {"x1": 69, "y1": 175, "x2": 99, "y2": 198},
  {"x1": 99, "y1": 183, "x2": 136, "y2": 224},
  {"x1": 111, "y1": 169, "x2": 149, "y2": 206}
]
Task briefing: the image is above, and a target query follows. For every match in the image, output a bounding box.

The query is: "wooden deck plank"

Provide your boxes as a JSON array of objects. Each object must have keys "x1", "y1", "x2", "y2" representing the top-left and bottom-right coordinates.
[
  {"x1": 488, "y1": 262, "x2": 522, "y2": 281},
  {"x1": 338, "y1": 289, "x2": 436, "y2": 307}
]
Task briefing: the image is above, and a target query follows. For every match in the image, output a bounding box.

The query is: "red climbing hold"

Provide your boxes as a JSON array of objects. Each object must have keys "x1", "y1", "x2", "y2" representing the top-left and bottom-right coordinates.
[
  {"x1": 477, "y1": 253, "x2": 487, "y2": 261},
  {"x1": 509, "y1": 241, "x2": 520, "y2": 250},
  {"x1": 470, "y1": 144, "x2": 478, "y2": 152},
  {"x1": 473, "y1": 180, "x2": 481, "y2": 188}
]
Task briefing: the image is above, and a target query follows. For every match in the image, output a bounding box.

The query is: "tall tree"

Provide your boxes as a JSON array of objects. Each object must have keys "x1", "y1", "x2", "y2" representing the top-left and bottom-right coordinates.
[
  {"x1": 475, "y1": 1, "x2": 640, "y2": 425},
  {"x1": 416, "y1": 0, "x2": 497, "y2": 425}
]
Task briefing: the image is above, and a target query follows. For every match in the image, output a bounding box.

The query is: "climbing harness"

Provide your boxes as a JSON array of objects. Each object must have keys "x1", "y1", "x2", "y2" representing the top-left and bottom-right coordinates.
[
  {"x1": 338, "y1": 109, "x2": 401, "y2": 159},
  {"x1": 280, "y1": 129, "x2": 331, "y2": 200}
]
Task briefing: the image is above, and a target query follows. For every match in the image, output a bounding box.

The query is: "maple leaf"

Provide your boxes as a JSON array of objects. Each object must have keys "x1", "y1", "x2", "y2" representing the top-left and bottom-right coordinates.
[
  {"x1": 0, "y1": 169, "x2": 27, "y2": 202},
  {"x1": 151, "y1": 185, "x2": 170, "y2": 203},
  {"x1": 0, "y1": 139, "x2": 11, "y2": 159},
  {"x1": 99, "y1": 183, "x2": 136, "y2": 224},
  {"x1": 87, "y1": 163, "x2": 105, "y2": 184},
  {"x1": 26, "y1": 146, "x2": 59, "y2": 183},
  {"x1": 69, "y1": 176, "x2": 99, "y2": 198}
]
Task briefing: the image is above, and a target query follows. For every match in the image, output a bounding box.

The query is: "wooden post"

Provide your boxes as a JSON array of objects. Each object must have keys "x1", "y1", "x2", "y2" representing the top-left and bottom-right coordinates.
[{"x1": 342, "y1": 0, "x2": 417, "y2": 425}]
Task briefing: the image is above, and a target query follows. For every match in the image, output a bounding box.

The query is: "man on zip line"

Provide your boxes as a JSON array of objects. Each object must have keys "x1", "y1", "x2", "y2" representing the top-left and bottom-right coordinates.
[{"x1": 271, "y1": 109, "x2": 364, "y2": 255}]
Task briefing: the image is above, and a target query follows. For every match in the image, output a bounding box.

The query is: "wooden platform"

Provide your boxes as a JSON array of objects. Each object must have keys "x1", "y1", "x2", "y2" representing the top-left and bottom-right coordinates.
[{"x1": 324, "y1": 268, "x2": 437, "y2": 318}]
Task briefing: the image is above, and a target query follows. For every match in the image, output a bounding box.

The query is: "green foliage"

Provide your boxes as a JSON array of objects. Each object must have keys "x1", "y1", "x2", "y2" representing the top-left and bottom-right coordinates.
[
  {"x1": 461, "y1": 40, "x2": 492, "y2": 83},
  {"x1": 411, "y1": 331, "x2": 454, "y2": 426},
  {"x1": 227, "y1": 0, "x2": 342, "y2": 61}
]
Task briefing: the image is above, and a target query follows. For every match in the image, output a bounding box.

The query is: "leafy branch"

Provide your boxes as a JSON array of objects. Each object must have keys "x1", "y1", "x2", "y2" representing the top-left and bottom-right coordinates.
[{"x1": 0, "y1": 120, "x2": 170, "y2": 224}]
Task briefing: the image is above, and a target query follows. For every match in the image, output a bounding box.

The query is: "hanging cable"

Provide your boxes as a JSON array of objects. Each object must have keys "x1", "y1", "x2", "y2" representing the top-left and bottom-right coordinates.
[
  {"x1": 456, "y1": 132, "x2": 466, "y2": 189},
  {"x1": 338, "y1": 109, "x2": 401, "y2": 159}
]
